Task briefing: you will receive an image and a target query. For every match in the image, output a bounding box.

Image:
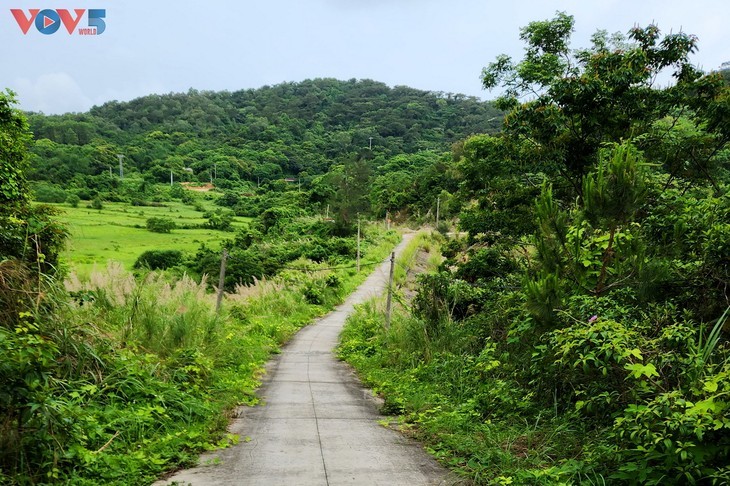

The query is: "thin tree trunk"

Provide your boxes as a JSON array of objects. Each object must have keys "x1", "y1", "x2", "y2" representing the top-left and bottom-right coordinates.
[{"x1": 596, "y1": 225, "x2": 616, "y2": 295}]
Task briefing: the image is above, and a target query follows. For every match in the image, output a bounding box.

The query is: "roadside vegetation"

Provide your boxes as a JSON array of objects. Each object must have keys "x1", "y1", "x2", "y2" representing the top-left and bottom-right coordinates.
[
  {"x1": 1, "y1": 88, "x2": 401, "y2": 484},
  {"x1": 340, "y1": 13, "x2": 730, "y2": 486}
]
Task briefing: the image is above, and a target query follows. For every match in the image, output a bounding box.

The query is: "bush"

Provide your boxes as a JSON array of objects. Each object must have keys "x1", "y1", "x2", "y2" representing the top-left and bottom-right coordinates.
[
  {"x1": 66, "y1": 193, "x2": 80, "y2": 208},
  {"x1": 32, "y1": 182, "x2": 68, "y2": 203},
  {"x1": 134, "y1": 250, "x2": 184, "y2": 270},
  {"x1": 146, "y1": 217, "x2": 176, "y2": 233},
  {"x1": 203, "y1": 209, "x2": 233, "y2": 231},
  {"x1": 303, "y1": 275, "x2": 342, "y2": 306},
  {"x1": 90, "y1": 197, "x2": 103, "y2": 210}
]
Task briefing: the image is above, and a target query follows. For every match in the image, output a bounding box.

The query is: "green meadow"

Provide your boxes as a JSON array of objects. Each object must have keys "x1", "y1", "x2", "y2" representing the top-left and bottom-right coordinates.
[{"x1": 45, "y1": 200, "x2": 250, "y2": 276}]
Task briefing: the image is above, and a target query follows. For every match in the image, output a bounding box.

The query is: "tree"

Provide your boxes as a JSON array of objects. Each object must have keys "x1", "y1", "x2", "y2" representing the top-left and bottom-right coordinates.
[
  {"x1": 481, "y1": 12, "x2": 729, "y2": 195},
  {"x1": 0, "y1": 90, "x2": 31, "y2": 215},
  {"x1": 1, "y1": 89, "x2": 67, "y2": 328},
  {"x1": 327, "y1": 157, "x2": 371, "y2": 233}
]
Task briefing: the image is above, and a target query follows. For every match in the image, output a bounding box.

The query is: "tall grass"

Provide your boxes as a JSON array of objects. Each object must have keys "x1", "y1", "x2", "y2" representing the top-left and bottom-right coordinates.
[
  {"x1": 0, "y1": 224, "x2": 400, "y2": 484},
  {"x1": 68, "y1": 265, "x2": 218, "y2": 357}
]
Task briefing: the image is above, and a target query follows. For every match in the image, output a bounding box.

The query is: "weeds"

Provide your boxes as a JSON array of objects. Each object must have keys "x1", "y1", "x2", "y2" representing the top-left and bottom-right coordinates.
[{"x1": 2, "y1": 225, "x2": 399, "y2": 484}]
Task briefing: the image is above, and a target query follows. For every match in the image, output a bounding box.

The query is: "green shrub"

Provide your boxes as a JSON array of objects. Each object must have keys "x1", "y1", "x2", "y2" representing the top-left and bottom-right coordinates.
[
  {"x1": 303, "y1": 281, "x2": 325, "y2": 305},
  {"x1": 203, "y1": 209, "x2": 233, "y2": 231},
  {"x1": 146, "y1": 217, "x2": 176, "y2": 233},
  {"x1": 66, "y1": 193, "x2": 81, "y2": 208},
  {"x1": 134, "y1": 250, "x2": 184, "y2": 270},
  {"x1": 90, "y1": 197, "x2": 103, "y2": 210},
  {"x1": 32, "y1": 182, "x2": 68, "y2": 203}
]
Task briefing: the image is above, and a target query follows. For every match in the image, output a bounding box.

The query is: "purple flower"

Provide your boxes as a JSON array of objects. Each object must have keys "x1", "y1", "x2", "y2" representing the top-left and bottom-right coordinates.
[{"x1": 588, "y1": 315, "x2": 598, "y2": 323}]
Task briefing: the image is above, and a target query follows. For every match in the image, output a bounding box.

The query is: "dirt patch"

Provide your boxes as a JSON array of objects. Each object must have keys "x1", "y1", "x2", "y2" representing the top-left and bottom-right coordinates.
[
  {"x1": 181, "y1": 182, "x2": 214, "y2": 192},
  {"x1": 401, "y1": 248, "x2": 433, "y2": 304}
]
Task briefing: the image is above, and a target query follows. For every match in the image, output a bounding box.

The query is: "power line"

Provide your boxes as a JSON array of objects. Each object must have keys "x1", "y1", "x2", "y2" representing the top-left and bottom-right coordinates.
[{"x1": 223, "y1": 251, "x2": 389, "y2": 272}]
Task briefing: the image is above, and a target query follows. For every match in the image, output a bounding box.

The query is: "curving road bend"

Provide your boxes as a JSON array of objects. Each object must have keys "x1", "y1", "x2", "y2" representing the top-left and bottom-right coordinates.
[{"x1": 155, "y1": 233, "x2": 452, "y2": 486}]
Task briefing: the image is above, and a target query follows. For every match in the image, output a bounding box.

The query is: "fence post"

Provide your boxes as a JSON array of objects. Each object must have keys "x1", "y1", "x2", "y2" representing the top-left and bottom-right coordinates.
[
  {"x1": 385, "y1": 251, "x2": 395, "y2": 329},
  {"x1": 216, "y1": 248, "x2": 228, "y2": 314}
]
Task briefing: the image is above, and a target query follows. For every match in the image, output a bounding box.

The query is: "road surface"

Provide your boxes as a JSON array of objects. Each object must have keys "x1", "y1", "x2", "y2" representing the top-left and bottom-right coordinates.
[{"x1": 155, "y1": 233, "x2": 453, "y2": 486}]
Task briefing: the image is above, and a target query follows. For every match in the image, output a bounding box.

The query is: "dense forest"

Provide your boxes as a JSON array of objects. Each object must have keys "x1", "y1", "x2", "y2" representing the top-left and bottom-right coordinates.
[
  {"x1": 2, "y1": 11, "x2": 730, "y2": 485},
  {"x1": 25, "y1": 78, "x2": 501, "y2": 220}
]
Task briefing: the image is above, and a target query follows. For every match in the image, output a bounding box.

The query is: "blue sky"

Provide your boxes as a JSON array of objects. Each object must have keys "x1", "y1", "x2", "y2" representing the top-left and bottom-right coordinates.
[{"x1": 1, "y1": 0, "x2": 728, "y2": 114}]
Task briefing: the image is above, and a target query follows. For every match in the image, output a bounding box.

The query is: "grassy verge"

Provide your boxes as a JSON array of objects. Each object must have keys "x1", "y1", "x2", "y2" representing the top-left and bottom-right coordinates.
[
  {"x1": 2, "y1": 226, "x2": 399, "y2": 485},
  {"x1": 337, "y1": 233, "x2": 589, "y2": 485}
]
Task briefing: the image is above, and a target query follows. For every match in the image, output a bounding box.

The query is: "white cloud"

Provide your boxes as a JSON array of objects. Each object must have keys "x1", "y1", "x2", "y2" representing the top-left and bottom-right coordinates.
[{"x1": 12, "y1": 73, "x2": 93, "y2": 114}]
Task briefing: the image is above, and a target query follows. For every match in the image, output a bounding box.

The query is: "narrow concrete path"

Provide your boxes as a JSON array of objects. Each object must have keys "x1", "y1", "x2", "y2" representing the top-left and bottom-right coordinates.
[{"x1": 156, "y1": 233, "x2": 452, "y2": 486}]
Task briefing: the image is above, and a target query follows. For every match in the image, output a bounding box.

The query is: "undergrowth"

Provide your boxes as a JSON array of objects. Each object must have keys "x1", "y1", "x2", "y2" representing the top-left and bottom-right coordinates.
[
  {"x1": 338, "y1": 230, "x2": 730, "y2": 485},
  {"x1": 1, "y1": 227, "x2": 399, "y2": 485}
]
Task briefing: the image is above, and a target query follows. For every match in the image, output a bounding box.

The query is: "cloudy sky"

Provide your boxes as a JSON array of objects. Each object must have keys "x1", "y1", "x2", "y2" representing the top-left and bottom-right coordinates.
[{"x1": 1, "y1": 0, "x2": 728, "y2": 114}]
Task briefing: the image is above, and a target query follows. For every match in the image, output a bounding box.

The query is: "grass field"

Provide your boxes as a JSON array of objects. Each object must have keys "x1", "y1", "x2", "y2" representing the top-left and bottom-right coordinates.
[{"x1": 44, "y1": 200, "x2": 250, "y2": 276}]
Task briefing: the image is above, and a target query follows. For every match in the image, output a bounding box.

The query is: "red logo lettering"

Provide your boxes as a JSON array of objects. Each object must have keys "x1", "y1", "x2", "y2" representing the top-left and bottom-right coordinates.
[
  {"x1": 58, "y1": 9, "x2": 85, "y2": 34},
  {"x1": 10, "y1": 9, "x2": 40, "y2": 34}
]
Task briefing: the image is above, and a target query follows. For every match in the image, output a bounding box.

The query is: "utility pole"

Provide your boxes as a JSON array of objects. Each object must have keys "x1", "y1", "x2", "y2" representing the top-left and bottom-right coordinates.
[
  {"x1": 108, "y1": 166, "x2": 112, "y2": 177},
  {"x1": 170, "y1": 170, "x2": 173, "y2": 187},
  {"x1": 216, "y1": 248, "x2": 228, "y2": 314},
  {"x1": 435, "y1": 195, "x2": 440, "y2": 228},
  {"x1": 385, "y1": 252, "x2": 395, "y2": 329},
  {"x1": 356, "y1": 215, "x2": 361, "y2": 273},
  {"x1": 368, "y1": 137, "x2": 373, "y2": 150},
  {"x1": 117, "y1": 154, "x2": 124, "y2": 180}
]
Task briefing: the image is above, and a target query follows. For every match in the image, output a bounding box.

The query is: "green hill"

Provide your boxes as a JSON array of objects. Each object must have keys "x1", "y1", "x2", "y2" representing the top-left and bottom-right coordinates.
[{"x1": 25, "y1": 78, "x2": 502, "y2": 188}]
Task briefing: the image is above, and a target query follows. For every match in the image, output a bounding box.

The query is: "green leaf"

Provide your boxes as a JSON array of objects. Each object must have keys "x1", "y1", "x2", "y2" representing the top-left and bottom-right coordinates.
[{"x1": 625, "y1": 362, "x2": 659, "y2": 379}]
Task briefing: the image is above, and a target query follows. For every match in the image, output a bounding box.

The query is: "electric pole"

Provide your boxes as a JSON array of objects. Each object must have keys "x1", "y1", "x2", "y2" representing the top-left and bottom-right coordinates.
[
  {"x1": 356, "y1": 215, "x2": 361, "y2": 273},
  {"x1": 117, "y1": 154, "x2": 124, "y2": 179}
]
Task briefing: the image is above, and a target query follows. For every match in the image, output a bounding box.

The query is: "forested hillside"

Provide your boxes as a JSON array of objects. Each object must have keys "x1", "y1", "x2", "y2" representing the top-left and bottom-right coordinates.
[{"x1": 25, "y1": 78, "x2": 501, "y2": 218}]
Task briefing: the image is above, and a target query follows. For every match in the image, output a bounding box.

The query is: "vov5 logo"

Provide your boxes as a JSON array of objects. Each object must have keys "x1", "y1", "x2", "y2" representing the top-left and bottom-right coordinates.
[{"x1": 11, "y1": 9, "x2": 106, "y2": 35}]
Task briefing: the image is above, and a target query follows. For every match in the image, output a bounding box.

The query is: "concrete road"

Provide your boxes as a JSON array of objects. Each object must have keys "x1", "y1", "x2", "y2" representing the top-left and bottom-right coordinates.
[{"x1": 155, "y1": 234, "x2": 453, "y2": 486}]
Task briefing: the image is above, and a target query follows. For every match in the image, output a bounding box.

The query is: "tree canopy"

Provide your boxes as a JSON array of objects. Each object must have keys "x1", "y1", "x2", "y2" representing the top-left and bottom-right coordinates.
[{"x1": 481, "y1": 11, "x2": 730, "y2": 194}]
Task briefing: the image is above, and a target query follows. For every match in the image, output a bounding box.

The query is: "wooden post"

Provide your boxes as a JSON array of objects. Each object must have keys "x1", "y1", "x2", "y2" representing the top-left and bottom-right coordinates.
[
  {"x1": 356, "y1": 215, "x2": 361, "y2": 273},
  {"x1": 385, "y1": 251, "x2": 395, "y2": 329},
  {"x1": 216, "y1": 248, "x2": 228, "y2": 314}
]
